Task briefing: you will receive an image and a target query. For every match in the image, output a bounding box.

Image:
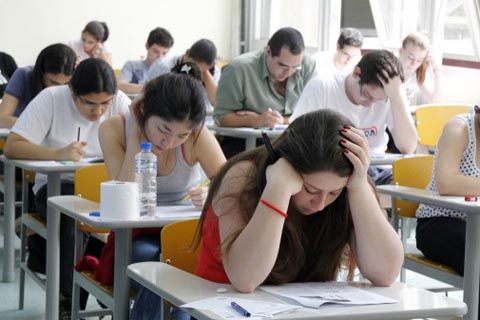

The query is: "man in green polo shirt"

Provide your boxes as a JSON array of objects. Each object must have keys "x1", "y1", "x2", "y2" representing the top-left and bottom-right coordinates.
[{"x1": 214, "y1": 27, "x2": 316, "y2": 157}]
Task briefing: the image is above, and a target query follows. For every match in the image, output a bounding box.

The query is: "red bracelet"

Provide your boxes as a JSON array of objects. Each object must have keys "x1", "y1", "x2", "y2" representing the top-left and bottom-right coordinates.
[{"x1": 260, "y1": 199, "x2": 288, "y2": 218}]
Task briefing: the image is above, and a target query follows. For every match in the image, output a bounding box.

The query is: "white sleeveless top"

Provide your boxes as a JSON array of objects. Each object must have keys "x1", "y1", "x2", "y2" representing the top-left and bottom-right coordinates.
[{"x1": 416, "y1": 108, "x2": 478, "y2": 220}]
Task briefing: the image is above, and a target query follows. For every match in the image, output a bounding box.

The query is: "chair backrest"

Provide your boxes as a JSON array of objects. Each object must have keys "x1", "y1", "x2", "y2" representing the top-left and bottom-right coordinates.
[
  {"x1": 415, "y1": 104, "x2": 471, "y2": 146},
  {"x1": 74, "y1": 163, "x2": 109, "y2": 202},
  {"x1": 392, "y1": 155, "x2": 434, "y2": 218},
  {"x1": 161, "y1": 218, "x2": 202, "y2": 274}
]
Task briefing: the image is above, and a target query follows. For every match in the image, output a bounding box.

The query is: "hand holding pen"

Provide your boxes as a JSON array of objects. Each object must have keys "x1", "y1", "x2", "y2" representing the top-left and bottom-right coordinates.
[
  {"x1": 255, "y1": 108, "x2": 284, "y2": 128},
  {"x1": 183, "y1": 180, "x2": 211, "y2": 210}
]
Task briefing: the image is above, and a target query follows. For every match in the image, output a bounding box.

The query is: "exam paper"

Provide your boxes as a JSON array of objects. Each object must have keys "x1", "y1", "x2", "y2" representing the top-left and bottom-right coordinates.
[
  {"x1": 155, "y1": 205, "x2": 200, "y2": 218},
  {"x1": 260, "y1": 282, "x2": 397, "y2": 308},
  {"x1": 181, "y1": 296, "x2": 299, "y2": 320}
]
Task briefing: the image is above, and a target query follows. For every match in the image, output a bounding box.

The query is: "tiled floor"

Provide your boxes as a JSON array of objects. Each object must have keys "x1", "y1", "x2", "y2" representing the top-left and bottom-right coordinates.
[
  {"x1": 0, "y1": 216, "x2": 111, "y2": 320},
  {"x1": 0, "y1": 216, "x2": 464, "y2": 320}
]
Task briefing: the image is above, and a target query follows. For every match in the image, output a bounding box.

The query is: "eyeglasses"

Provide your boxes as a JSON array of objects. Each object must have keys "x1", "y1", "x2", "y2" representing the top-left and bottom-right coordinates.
[
  {"x1": 78, "y1": 95, "x2": 113, "y2": 108},
  {"x1": 273, "y1": 58, "x2": 302, "y2": 72},
  {"x1": 406, "y1": 53, "x2": 426, "y2": 64}
]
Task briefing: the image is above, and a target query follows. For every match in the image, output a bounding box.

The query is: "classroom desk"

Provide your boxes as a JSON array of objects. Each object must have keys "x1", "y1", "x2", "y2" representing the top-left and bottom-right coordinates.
[
  {"x1": 206, "y1": 124, "x2": 284, "y2": 150},
  {"x1": 377, "y1": 184, "x2": 479, "y2": 320},
  {"x1": 0, "y1": 157, "x2": 96, "y2": 319},
  {"x1": 370, "y1": 154, "x2": 414, "y2": 166},
  {"x1": 47, "y1": 195, "x2": 201, "y2": 320},
  {"x1": 127, "y1": 262, "x2": 467, "y2": 320}
]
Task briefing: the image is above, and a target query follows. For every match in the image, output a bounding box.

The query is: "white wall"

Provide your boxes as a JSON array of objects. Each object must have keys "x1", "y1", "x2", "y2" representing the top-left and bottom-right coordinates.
[{"x1": 0, "y1": 0, "x2": 233, "y2": 69}]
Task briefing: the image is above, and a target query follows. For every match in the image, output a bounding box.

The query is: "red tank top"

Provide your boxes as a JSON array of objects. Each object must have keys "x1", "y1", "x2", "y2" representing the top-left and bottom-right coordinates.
[{"x1": 194, "y1": 204, "x2": 230, "y2": 283}]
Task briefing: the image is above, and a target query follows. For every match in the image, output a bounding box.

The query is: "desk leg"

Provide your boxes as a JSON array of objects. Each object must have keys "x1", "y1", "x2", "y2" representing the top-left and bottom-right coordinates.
[
  {"x1": 46, "y1": 173, "x2": 61, "y2": 319},
  {"x1": 113, "y1": 229, "x2": 132, "y2": 320},
  {"x1": 2, "y1": 162, "x2": 16, "y2": 282},
  {"x1": 463, "y1": 214, "x2": 480, "y2": 320},
  {"x1": 245, "y1": 137, "x2": 256, "y2": 150}
]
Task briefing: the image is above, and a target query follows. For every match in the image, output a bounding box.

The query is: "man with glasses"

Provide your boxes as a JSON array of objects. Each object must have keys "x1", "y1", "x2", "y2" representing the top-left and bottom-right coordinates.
[
  {"x1": 291, "y1": 50, "x2": 417, "y2": 187},
  {"x1": 214, "y1": 27, "x2": 316, "y2": 158},
  {"x1": 313, "y1": 27, "x2": 363, "y2": 76}
]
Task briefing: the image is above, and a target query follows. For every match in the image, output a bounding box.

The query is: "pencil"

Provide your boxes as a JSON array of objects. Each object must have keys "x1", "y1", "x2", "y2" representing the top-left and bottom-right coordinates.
[
  {"x1": 77, "y1": 127, "x2": 81, "y2": 141},
  {"x1": 182, "y1": 180, "x2": 211, "y2": 201}
]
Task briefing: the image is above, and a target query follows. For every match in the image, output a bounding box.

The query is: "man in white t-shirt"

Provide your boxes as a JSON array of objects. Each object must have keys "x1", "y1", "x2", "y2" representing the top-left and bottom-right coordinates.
[
  {"x1": 313, "y1": 28, "x2": 363, "y2": 76},
  {"x1": 291, "y1": 49, "x2": 417, "y2": 185}
]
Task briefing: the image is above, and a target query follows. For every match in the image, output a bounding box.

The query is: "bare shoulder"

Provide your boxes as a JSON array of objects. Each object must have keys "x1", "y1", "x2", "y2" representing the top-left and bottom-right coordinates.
[
  {"x1": 99, "y1": 115, "x2": 125, "y2": 147},
  {"x1": 438, "y1": 116, "x2": 469, "y2": 151},
  {"x1": 213, "y1": 160, "x2": 256, "y2": 217}
]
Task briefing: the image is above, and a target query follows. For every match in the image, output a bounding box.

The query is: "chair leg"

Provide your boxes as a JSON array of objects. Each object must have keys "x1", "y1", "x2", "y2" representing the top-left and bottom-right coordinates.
[
  {"x1": 71, "y1": 225, "x2": 84, "y2": 320},
  {"x1": 18, "y1": 222, "x2": 27, "y2": 309},
  {"x1": 71, "y1": 273, "x2": 81, "y2": 320}
]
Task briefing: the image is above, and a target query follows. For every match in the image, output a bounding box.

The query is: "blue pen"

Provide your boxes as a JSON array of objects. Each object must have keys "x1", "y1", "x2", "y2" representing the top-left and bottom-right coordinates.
[{"x1": 230, "y1": 301, "x2": 251, "y2": 317}]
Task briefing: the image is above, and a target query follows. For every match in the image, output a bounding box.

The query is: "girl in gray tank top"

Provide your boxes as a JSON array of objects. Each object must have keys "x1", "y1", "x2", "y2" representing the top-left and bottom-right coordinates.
[{"x1": 99, "y1": 73, "x2": 226, "y2": 319}]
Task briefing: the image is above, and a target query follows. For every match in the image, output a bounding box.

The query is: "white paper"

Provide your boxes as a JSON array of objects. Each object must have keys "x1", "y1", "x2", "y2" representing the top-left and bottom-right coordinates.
[
  {"x1": 260, "y1": 282, "x2": 397, "y2": 308},
  {"x1": 78, "y1": 156, "x2": 104, "y2": 163},
  {"x1": 181, "y1": 296, "x2": 299, "y2": 320},
  {"x1": 155, "y1": 205, "x2": 200, "y2": 218},
  {"x1": 370, "y1": 154, "x2": 404, "y2": 160}
]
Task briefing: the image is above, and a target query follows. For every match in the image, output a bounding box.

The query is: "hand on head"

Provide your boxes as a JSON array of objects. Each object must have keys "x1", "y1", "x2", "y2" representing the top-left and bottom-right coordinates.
[
  {"x1": 266, "y1": 158, "x2": 303, "y2": 196},
  {"x1": 377, "y1": 67, "x2": 403, "y2": 98},
  {"x1": 93, "y1": 43, "x2": 104, "y2": 57},
  {"x1": 339, "y1": 126, "x2": 370, "y2": 190},
  {"x1": 425, "y1": 50, "x2": 440, "y2": 71},
  {"x1": 59, "y1": 141, "x2": 87, "y2": 161}
]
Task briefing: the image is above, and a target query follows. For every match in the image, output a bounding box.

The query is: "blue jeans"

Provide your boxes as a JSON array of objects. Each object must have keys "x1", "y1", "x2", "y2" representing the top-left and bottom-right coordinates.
[
  {"x1": 130, "y1": 287, "x2": 192, "y2": 320},
  {"x1": 131, "y1": 234, "x2": 161, "y2": 290}
]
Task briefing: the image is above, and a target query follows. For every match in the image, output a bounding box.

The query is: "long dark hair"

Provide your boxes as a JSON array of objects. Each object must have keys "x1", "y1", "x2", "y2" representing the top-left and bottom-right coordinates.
[
  {"x1": 70, "y1": 58, "x2": 116, "y2": 96},
  {"x1": 194, "y1": 109, "x2": 371, "y2": 284},
  {"x1": 33, "y1": 43, "x2": 76, "y2": 95},
  {"x1": 135, "y1": 73, "x2": 206, "y2": 138}
]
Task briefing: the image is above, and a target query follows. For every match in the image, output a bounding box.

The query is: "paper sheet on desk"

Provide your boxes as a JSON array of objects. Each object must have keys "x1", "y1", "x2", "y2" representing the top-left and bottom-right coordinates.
[
  {"x1": 155, "y1": 205, "x2": 200, "y2": 218},
  {"x1": 260, "y1": 282, "x2": 397, "y2": 308},
  {"x1": 78, "y1": 156, "x2": 104, "y2": 163},
  {"x1": 181, "y1": 296, "x2": 299, "y2": 320}
]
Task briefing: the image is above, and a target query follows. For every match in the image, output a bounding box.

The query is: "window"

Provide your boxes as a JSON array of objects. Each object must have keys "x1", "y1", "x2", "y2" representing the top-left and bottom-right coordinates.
[
  {"x1": 245, "y1": 0, "x2": 480, "y2": 61},
  {"x1": 443, "y1": 0, "x2": 475, "y2": 58}
]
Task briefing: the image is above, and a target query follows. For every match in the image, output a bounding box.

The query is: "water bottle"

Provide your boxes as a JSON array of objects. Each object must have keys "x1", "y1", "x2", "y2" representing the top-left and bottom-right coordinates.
[{"x1": 135, "y1": 142, "x2": 157, "y2": 218}]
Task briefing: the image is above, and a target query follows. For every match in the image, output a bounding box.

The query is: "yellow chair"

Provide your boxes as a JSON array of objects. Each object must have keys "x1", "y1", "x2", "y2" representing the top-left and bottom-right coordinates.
[
  {"x1": 74, "y1": 163, "x2": 110, "y2": 235},
  {"x1": 71, "y1": 163, "x2": 114, "y2": 319},
  {"x1": 161, "y1": 218, "x2": 202, "y2": 274},
  {"x1": 18, "y1": 165, "x2": 110, "y2": 310},
  {"x1": 415, "y1": 104, "x2": 471, "y2": 147},
  {"x1": 392, "y1": 155, "x2": 463, "y2": 290},
  {"x1": 160, "y1": 218, "x2": 202, "y2": 319}
]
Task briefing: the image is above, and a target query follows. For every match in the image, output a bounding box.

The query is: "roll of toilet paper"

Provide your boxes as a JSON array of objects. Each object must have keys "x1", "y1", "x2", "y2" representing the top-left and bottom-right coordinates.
[{"x1": 100, "y1": 181, "x2": 139, "y2": 220}]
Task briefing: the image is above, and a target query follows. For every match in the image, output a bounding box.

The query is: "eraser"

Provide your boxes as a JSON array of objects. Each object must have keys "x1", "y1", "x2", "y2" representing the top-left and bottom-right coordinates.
[
  {"x1": 464, "y1": 196, "x2": 477, "y2": 202},
  {"x1": 89, "y1": 211, "x2": 101, "y2": 217},
  {"x1": 216, "y1": 288, "x2": 227, "y2": 293}
]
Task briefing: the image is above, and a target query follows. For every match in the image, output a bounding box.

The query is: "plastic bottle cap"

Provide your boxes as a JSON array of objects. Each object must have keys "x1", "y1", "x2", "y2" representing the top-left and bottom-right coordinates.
[{"x1": 140, "y1": 141, "x2": 152, "y2": 150}]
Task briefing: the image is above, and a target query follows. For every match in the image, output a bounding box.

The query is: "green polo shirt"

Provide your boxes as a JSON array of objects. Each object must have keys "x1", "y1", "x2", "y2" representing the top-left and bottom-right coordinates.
[{"x1": 214, "y1": 50, "x2": 316, "y2": 124}]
